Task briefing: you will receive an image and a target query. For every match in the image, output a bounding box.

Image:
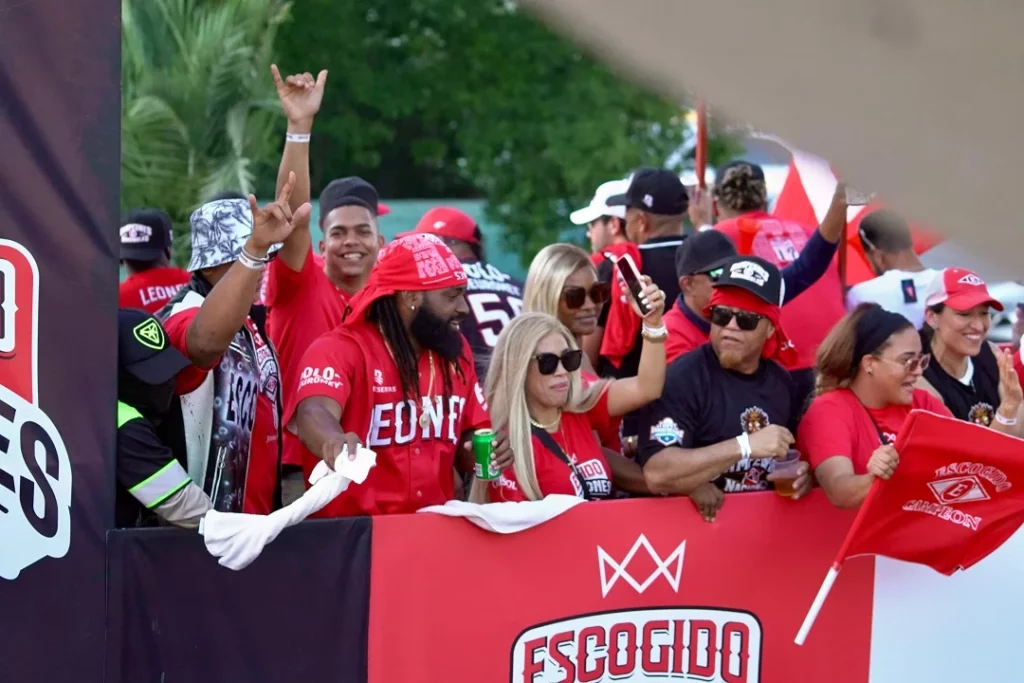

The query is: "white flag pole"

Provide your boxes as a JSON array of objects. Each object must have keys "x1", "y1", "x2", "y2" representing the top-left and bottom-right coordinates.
[{"x1": 794, "y1": 563, "x2": 842, "y2": 645}]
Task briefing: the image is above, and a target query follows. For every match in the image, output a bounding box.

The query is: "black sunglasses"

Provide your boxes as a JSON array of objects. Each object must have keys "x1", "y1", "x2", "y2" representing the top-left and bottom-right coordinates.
[
  {"x1": 709, "y1": 306, "x2": 763, "y2": 331},
  {"x1": 700, "y1": 267, "x2": 724, "y2": 283},
  {"x1": 534, "y1": 349, "x2": 584, "y2": 375},
  {"x1": 562, "y1": 283, "x2": 610, "y2": 309}
]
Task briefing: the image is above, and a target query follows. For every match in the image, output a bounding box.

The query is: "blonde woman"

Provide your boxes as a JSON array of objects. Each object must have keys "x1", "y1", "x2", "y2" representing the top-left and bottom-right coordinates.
[{"x1": 473, "y1": 308, "x2": 665, "y2": 503}]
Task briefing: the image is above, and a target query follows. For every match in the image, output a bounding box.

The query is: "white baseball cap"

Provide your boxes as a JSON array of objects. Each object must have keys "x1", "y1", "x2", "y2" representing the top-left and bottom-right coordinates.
[{"x1": 570, "y1": 179, "x2": 630, "y2": 225}]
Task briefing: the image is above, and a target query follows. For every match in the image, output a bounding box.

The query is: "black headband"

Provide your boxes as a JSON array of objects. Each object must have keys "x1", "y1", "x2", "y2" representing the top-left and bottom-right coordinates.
[{"x1": 851, "y1": 306, "x2": 912, "y2": 374}]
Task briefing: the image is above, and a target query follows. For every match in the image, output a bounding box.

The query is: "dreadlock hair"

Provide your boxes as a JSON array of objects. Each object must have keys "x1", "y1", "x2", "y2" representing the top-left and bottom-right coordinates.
[{"x1": 366, "y1": 295, "x2": 465, "y2": 403}]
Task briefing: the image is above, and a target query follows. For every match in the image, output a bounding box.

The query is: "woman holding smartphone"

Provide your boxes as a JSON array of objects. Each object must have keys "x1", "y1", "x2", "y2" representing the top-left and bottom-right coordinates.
[{"x1": 473, "y1": 303, "x2": 665, "y2": 502}]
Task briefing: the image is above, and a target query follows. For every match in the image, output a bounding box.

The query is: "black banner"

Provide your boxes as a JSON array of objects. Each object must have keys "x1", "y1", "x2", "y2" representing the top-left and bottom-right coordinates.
[
  {"x1": 105, "y1": 519, "x2": 372, "y2": 683},
  {"x1": 0, "y1": 1, "x2": 120, "y2": 682}
]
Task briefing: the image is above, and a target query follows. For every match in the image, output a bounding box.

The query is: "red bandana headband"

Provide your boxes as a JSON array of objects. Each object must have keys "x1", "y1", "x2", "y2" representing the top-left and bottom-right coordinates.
[
  {"x1": 705, "y1": 287, "x2": 799, "y2": 365},
  {"x1": 343, "y1": 233, "x2": 466, "y2": 325}
]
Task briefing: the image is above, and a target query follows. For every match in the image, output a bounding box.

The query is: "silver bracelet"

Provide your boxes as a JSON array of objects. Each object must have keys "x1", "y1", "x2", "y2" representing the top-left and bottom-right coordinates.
[
  {"x1": 285, "y1": 132, "x2": 311, "y2": 143},
  {"x1": 995, "y1": 411, "x2": 1018, "y2": 426},
  {"x1": 237, "y1": 247, "x2": 267, "y2": 270}
]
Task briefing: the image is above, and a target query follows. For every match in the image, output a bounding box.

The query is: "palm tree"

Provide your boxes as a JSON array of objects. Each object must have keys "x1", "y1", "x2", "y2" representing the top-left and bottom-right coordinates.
[{"x1": 121, "y1": 0, "x2": 290, "y2": 262}]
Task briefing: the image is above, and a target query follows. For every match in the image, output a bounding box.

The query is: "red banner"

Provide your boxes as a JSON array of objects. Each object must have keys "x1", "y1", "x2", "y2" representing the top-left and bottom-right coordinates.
[{"x1": 369, "y1": 492, "x2": 873, "y2": 682}]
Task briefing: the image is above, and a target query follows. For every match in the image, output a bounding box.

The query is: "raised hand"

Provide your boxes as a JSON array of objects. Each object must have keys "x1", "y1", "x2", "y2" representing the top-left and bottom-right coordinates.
[
  {"x1": 270, "y1": 64, "x2": 327, "y2": 127},
  {"x1": 248, "y1": 171, "x2": 312, "y2": 253},
  {"x1": 997, "y1": 349, "x2": 1023, "y2": 414}
]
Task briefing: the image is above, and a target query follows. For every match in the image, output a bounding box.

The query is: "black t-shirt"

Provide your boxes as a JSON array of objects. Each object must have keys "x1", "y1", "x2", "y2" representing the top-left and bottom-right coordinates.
[
  {"x1": 637, "y1": 343, "x2": 801, "y2": 493},
  {"x1": 117, "y1": 412, "x2": 191, "y2": 528},
  {"x1": 922, "y1": 339, "x2": 1001, "y2": 426},
  {"x1": 459, "y1": 259, "x2": 524, "y2": 379}
]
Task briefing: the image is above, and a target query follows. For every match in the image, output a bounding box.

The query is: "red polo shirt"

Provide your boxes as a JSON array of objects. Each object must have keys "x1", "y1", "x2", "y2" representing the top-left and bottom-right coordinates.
[
  {"x1": 664, "y1": 295, "x2": 712, "y2": 364},
  {"x1": 266, "y1": 248, "x2": 352, "y2": 470},
  {"x1": 489, "y1": 389, "x2": 613, "y2": 501},
  {"x1": 285, "y1": 321, "x2": 489, "y2": 517},
  {"x1": 798, "y1": 388, "x2": 952, "y2": 474},
  {"x1": 119, "y1": 266, "x2": 190, "y2": 314}
]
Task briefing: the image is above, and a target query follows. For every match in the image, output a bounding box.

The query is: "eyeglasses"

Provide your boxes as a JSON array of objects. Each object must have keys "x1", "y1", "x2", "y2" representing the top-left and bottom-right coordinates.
[
  {"x1": 561, "y1": 282, "x2": 610, "y2": 309},
  {"x1": 875, "y1": 353, "x2": 931, "y2": 373},
  {"x1": 709, "y1": 306, "x2": 764, "y2": 332},
  {"x1": 534, "y1": 349, "x2": 584, "y2": 375},
  {"x1": 700, "y1": 267, "x2": 724, "y2": 283}
]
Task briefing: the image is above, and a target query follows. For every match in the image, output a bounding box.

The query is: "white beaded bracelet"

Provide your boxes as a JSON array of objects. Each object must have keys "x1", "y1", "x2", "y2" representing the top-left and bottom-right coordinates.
[{"x1": 286, "y1": 132, "x2": 311, "y2": 143}]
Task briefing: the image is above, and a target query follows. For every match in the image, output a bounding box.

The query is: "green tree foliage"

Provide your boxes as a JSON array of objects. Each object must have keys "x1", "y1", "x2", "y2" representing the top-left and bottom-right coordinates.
[
  {"x1": 274, "y1": 1, "x2": 736, "y2": 265},
  {"x1": 121, "y1": 0, "x2": 291, "y2": 259}
]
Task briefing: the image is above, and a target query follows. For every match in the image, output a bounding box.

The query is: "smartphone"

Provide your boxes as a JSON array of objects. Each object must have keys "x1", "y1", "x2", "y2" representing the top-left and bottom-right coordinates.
[
  {"x1": 614, "y1": 254, "x2": 650, "y2": 316},
  {"x1": 845, "y1": 186, "x2": 876, "y2": 206}
]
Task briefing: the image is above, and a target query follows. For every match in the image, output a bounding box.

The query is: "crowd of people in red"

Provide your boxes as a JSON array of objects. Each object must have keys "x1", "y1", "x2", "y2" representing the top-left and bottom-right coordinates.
[{"x1": 114, "y1": 65, "x2": 1024, "y2": 529}]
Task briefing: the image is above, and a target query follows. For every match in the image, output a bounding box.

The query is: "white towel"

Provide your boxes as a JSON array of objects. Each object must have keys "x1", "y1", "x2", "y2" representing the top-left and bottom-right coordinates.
[
  {"x1": 418, "y1": 494, "x2": 585, "y2": 533},
  {"x1": 199, "y1": 446, "x2": 376, "y2": 570}
]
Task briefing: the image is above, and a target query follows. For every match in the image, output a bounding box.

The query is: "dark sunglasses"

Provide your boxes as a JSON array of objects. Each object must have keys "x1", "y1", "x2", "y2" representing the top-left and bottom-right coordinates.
[
  {"x1": 562, "y1": 283, "x2": 610, "y2": 309},
  {"x1": 534, "y1": 349, "x2": 584, "y2": 375},
  {"x1": 709, "y1": 305, "x2": 764, "y2": 332},
  {"x1": 700, "y1": 267, "x2": 725, "y2": 283}
]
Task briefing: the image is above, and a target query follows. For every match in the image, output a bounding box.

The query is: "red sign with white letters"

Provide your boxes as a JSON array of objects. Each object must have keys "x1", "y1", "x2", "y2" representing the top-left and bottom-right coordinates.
[{"x1": 368, "y1": 492, "x2": 874, "y2": 682}]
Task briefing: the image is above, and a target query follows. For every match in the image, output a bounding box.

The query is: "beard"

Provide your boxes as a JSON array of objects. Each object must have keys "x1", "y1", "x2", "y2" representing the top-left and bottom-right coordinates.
[{"x1": 410, "y1": 304, "x2": 465, "y2": 362}]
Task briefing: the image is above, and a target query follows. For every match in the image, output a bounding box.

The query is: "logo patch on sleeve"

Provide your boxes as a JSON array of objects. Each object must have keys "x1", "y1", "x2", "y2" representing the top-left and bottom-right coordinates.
[{"x1": 650, "y1": 417, "x2": 684, "y2": 446}]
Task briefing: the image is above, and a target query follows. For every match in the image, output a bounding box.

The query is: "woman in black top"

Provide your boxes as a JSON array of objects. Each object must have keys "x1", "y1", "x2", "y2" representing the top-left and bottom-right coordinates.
[{"x1": 918, "y1": 267, "x2": 1023, "y2": 437}]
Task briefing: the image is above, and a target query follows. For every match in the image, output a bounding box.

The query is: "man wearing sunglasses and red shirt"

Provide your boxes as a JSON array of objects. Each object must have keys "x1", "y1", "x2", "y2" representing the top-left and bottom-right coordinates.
[{"x1": 639, "y1": 255, "x2": 811, "y2": 521}]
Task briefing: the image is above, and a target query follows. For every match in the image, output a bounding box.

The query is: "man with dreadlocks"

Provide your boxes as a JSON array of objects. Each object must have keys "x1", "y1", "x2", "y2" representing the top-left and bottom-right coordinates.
[{"x1": 286, "y1": 233, "x2": 514, "y2": 517}]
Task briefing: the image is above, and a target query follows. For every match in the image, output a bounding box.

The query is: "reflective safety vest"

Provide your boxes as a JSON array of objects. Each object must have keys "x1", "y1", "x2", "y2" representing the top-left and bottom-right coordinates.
[{"x1": 117, "y1": 401, "x2": 191, "y2": 509}]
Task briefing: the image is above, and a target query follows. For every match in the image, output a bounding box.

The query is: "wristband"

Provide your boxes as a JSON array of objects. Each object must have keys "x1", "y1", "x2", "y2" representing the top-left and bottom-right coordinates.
[
  {"x1": 995, "y1": 411, "x2": 1018, "y2": 426},
  {"x1": 237, "y1": 246, "x2": 268, "y2": 270},
  {"x1": 286, "y1": 132, "x2": 311, "y2": 143},
  {"x1": 736, "y1": 432, "x2": 752, "y2": 467}
]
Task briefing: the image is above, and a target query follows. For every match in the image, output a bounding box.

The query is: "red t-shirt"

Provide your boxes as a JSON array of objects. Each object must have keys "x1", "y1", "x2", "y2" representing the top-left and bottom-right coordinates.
[
  {"x1": 266, "y1": 248, "x2": 352, "y2": 469},
  {"x1": 715, "y1": 211, "x2": 845, "y2": 370},
  {"x1": 581, "y1": 371, "x2": 620, "y2": 451},
  {"x1": 663, "y1": 297, "x2": 710, "y2": 364},
  {"x1": 119, "y1": 266, "x2": 190, "y2": 314},
  {"x1": 163, "y1": 307, "x2": 279, "y2": 514},
  {"x1": 489, "y1": 389, "x2": 613, "y2": 501},
  {"x1": 284, "y1": 321, "x2": 489, "y2": 517},
  {"x1": 797, "y1": 388, "x2": 952, "y2": 474}
]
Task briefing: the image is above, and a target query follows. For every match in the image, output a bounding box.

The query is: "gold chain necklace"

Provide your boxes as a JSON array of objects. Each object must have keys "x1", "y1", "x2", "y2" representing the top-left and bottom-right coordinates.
[
  {"x1": 378, "y1": 326, "x2": 436, "y2": 430},
  {"x1": 529, "y1": 411, "x2": 562, "y2": 431}
]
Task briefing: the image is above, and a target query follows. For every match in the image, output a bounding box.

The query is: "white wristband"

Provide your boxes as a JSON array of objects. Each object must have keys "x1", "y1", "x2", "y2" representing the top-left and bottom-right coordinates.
[
  {"x1": 286, "y1": 132, "x2": 311, "y2": 143},
  {"x1": 995, "y1": 411, "x2": 1018, "y2": 427},
  {"x1": 736, "y1": 432, "x2": 752, "y2": 465},
  {"x1": 237, "y1": 248, "x2": 266, "y2": 270},
  {"x1": 642, "y1": 324, "x2": 667, "y2": 335}
]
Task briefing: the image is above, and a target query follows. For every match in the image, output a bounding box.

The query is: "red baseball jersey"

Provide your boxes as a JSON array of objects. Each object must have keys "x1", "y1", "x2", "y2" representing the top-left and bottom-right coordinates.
[
  {"x1": 119, "y1": 266, "x2": 190, "y2": 314},
  {"x1": 581, "y1": 371, "x2": 620, "y2": 452},
  {"x1": 663, "y1": 297, "x2": 711, "y2": 364},
  {"x1": 266, "y1": 247, "x2": 352, "y2": 470},
  {"x1": 489, "y1": 389, "x2": 613, "y2": 501},
  {"x1": 285, "y1": 320, "x2": 489, "y2": 517},
  {"x1": 798, "y1": 388, "x2": 951, "y2": 474}
]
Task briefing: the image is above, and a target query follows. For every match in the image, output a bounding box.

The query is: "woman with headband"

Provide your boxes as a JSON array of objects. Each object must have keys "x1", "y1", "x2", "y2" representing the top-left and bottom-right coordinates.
[{"x1": 797, "y1": 304, "x2": 952, "y2": 509}]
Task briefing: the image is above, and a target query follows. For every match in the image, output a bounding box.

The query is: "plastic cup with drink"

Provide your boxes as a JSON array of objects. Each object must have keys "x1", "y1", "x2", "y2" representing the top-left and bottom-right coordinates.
[{"x1": 770, "y1": 449, "x2": 803, "y2": 498}]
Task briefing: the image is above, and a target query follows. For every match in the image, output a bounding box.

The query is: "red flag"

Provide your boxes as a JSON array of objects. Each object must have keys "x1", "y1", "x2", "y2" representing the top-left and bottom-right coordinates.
[
  {"x1": 797, "y1": 410, "x2": 1024, "y2": 644},
  {"x1": 598, "y1": 242, "x2": 643, "y2": 369}
]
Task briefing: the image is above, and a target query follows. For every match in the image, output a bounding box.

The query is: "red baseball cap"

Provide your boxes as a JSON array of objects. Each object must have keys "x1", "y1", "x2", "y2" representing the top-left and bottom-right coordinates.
[
  {"x1": 413, "y1": 207, "x2": 478, "y2": 244},
  {"x1": 924, "y1": 267, "x2": 1004, "y2": 311},
  {"x1": 378, "y1": 202, "x2": 391, "y2": 217}
]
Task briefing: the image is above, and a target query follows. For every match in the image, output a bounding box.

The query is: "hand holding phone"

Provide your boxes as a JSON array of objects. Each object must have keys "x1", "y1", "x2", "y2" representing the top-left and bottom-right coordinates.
[{"x1": 615, "y1": 254, "x2": 664, "y2": 321}]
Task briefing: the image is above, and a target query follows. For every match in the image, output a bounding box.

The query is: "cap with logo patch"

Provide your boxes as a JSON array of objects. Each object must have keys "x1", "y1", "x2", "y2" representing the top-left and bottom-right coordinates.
[
  {"x1": 120, "y1": 208, "x2": 173, "y2": 261},
  {"x1": 924, "y1": 268, "x2": 1003, "y2": 312},
  {"x1": 570, "y1": 179, "x2": 630, "y2": 225},
  {"x1": 712, "y1": 255, "x2": 784, "y2": 306},
  {"x1": 675, "y1": 230, "x2": 737, "y2": 278},
  {"x1": 606, "y1": 167, "x2": 688, "y2": 216},
  {"x1": 118, "y1": 308, "x2": 191, "y2": 385},
  {"x1": 413, "y1": 207, "x2": 480, "y2": 244}
]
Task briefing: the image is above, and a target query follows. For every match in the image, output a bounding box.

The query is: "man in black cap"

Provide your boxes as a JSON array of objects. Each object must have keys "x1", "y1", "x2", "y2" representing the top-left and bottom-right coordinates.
[
  {"x1": 118, "y1": 208, "x2": 190, "y2": 314},
  {"x1": 264, "y1": 64, "x2": 390, "y2": 502},
  {"x1": 664, "y1": 205, "x2": 844, "y2": 363},
  {"x1": 639, "y1": 255, "x2": 812, "y2": 521},
  {"x1": 117, "y1": 308, "x2": 211, "y2": 528}
]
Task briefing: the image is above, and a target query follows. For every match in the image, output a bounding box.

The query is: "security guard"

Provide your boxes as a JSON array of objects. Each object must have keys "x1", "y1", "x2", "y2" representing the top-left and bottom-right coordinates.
[{"x1": 117, "y1": 308, "x2": 212, "y2": 527}]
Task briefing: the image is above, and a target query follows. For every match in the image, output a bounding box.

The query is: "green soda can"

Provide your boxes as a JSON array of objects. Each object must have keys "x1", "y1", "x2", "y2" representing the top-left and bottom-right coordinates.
[{"x1": 472, "y1": 428, "x2": 498, "y2": 480}]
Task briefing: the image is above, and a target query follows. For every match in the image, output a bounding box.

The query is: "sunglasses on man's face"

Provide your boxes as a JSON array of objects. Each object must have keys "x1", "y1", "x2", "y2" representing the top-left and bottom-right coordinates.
[
  {"x1": 534, "y1": 349, "x2": 584, "y2": 375},
  {"x1": 709, "y1": 305, "x2": 764, "y2": 331},
  {"x1": 700, "y1": 267, "x2": 724, "y2": 283},
  {"x1": 562, "y1": 282, "x2": 610, "y2": 309}
]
